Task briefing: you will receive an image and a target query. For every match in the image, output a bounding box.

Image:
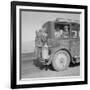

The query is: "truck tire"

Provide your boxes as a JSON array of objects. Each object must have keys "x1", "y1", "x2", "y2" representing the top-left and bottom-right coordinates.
[{"x1": 52, "y1": 50, "x2": 70, "y2": 71}]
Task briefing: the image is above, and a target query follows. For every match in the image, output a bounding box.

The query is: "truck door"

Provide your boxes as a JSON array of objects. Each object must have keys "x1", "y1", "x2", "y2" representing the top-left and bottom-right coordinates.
[
  {"x1": 70, "y1": 27, "x2": 80, "y2": 60},
  {"x1": 53, "y1": 24, "x2": 70, "y2": 51}
]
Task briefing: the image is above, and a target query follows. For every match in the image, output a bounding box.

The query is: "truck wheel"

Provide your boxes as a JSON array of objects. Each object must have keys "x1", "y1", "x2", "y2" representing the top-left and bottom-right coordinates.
[{"x1": 52, "y1": 50, "x2": 70, "y2": 71}]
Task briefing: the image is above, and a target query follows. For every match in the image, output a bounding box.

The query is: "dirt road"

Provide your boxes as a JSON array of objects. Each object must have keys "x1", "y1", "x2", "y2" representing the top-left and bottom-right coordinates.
[{"x1": 21, "y1": 53, "x2": 80, "y2": 79}]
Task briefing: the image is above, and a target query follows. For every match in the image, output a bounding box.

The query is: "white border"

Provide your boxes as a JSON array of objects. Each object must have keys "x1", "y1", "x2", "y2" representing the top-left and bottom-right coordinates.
[{"x1": 16, "y1": 5, "x2": 85, "y2": 85}]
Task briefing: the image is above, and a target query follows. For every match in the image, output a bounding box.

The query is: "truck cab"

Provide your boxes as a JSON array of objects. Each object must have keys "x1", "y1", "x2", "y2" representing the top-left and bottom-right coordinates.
[{"x1": 35, "y1": 18, "x2": 80, "y2": 71}]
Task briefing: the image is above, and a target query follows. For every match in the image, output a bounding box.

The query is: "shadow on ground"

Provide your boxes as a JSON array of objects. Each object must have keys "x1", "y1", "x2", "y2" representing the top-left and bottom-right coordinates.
[
  {"x1": 69, "y1": 62, "x2": 80, "y2": 67},
  {"x1": 33, "y1": 59, "x2": 80, "y2": 71},
  {"x1": 33, "y1": 59, "x2": 54, "y2": 71}
]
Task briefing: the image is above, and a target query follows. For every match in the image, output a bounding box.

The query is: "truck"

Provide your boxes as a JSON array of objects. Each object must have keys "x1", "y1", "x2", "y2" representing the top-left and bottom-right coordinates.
[{"x1": 35, "y1": 18, "x2": 80, "y2": 71}]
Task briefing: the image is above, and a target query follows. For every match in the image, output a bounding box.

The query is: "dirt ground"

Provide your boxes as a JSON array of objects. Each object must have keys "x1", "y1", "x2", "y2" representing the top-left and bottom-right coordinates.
[{"x1": 21, "y1": 53, "x2": 80, "y2": 79}]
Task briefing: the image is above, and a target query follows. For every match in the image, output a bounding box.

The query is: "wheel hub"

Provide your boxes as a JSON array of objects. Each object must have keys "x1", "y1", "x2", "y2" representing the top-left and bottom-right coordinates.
[{"x1": 54, "y1": 53, "x2": 68, "y2": 68}]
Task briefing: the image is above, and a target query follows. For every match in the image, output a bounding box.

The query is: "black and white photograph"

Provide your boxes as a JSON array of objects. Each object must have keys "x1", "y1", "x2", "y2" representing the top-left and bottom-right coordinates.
[
  {"x1": 11, "y1": 1, "x2": 87, "y2": 89},
  {"x1": 21, "y1": 9, "x2": 80, "y2": 79}
]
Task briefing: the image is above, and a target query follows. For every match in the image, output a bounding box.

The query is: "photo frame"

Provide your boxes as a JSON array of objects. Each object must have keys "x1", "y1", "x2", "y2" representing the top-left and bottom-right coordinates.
[{"x1": 11, "y1": 1, "x2": 88, "y2": 89}]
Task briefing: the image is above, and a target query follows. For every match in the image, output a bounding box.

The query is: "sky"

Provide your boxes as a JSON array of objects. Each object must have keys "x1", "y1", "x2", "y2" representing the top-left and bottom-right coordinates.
[{"x1": 21, "y1": 10, "x2": 80, "y2": 53}]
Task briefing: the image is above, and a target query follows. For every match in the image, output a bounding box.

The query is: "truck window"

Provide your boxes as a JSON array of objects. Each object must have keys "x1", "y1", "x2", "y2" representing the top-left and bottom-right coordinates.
[
  {"x1": 71, "y1": 23, "x2": 80, "y2": 38},
  {"x1": 55, "y1": 23, "x2": 70, "y2": 39},
  {"x1": 71, "y1": 30, "x2": 78, "y2": 38}
]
